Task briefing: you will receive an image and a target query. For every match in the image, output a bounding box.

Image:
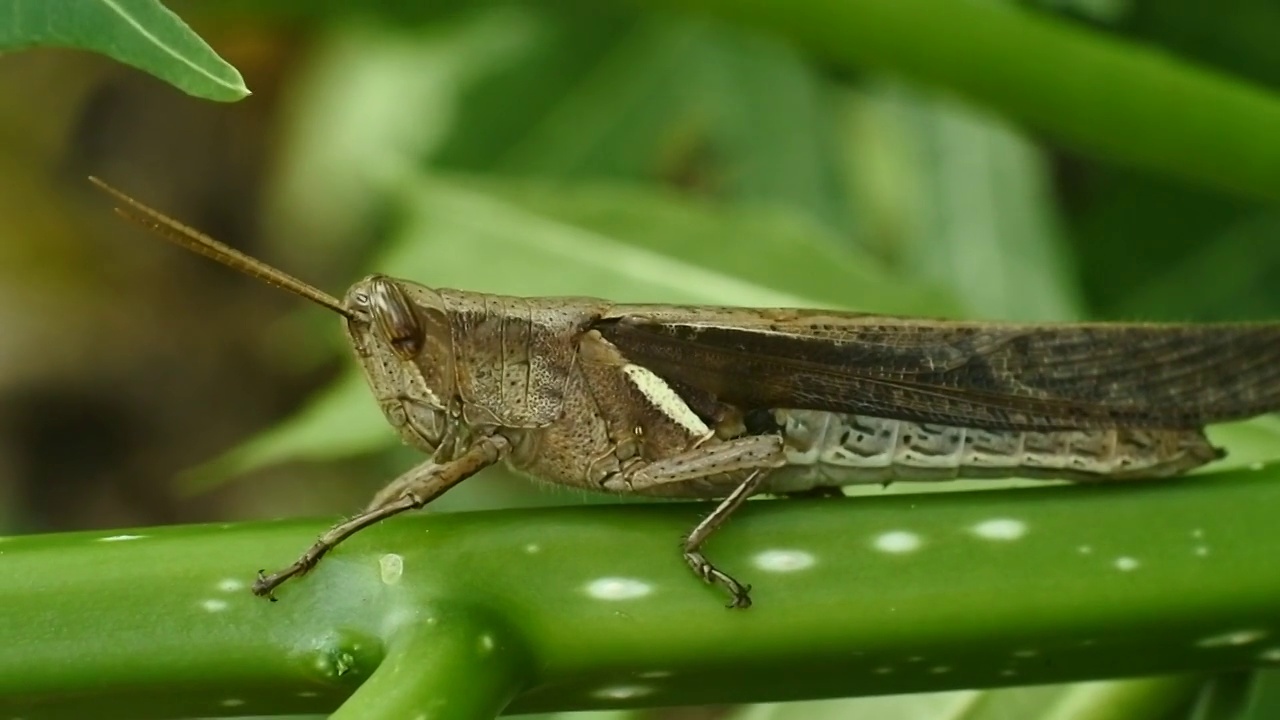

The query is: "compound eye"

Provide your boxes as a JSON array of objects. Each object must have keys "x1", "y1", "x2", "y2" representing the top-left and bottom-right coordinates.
[{"x1": 369, "y1": 277, "x2": 422, "y2": 358}]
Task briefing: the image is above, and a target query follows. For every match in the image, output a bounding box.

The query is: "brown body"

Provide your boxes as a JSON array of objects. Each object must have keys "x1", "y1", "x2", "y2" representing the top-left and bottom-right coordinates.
[
  {"x1": 90, "y1": 176, "x2": 1280, "y2": 608},
  {"x1": 352, "y1": 282, "x2": 1257, "y2": 504}
]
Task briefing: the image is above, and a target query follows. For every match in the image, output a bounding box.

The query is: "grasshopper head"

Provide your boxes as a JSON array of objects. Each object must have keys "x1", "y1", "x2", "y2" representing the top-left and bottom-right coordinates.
[{"x1": 344, "y1": 275, "x2": 456, "y2": 454}]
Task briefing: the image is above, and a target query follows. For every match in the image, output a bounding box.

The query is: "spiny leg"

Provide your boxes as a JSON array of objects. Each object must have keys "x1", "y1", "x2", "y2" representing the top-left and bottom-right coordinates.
[
  {"x1": 604, "y1": 434, "x2": 785, "y2": 491},
  {"x1": 254, "y1": 495, "x2": 422, "y2": 600},
  {"x1": 683, "y1": 469, "x2": 768, "y2": 609},
  {"x1": 599, "y1": 434, "x2": 785, "y2": 608},
  {"x1": 364, "y1": 459, "x2": 439, "y2": 512},
  {"x1": 252, "y1": 434, "x2": 510, "y2": 598}
]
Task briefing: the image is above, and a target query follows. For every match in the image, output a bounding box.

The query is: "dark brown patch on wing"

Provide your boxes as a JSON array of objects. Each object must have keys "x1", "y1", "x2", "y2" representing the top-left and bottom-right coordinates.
[{"x1": 594, "y1": 315, "x2": 1280, "y2": 431}]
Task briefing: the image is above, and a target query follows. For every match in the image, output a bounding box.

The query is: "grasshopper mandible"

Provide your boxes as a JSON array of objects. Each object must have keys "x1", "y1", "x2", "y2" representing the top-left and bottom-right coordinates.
[{"x1": 90, "y1": 177, "x2": 1280, "y2": 608}]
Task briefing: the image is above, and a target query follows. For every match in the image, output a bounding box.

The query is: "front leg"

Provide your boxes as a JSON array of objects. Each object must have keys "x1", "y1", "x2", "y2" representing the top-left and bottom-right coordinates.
[
  {"x1": 252, "y1": 434, "x2": 511, "y2": 599},
  {"x1": 603, "y1": 434, "x2": 787, "y2": 609}
]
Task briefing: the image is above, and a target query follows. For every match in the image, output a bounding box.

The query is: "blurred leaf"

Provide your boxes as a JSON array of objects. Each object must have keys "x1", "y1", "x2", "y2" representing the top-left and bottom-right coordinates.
[
  {"x1": 181, "y1": 371, "x2": 382, "y2": 493},
  {"x1": 196, "y1": 174, "x2": 950, "y2": 481},
  {"x1": 1189, "y1": 672, "x2": 1256, "y2": 720},
  {"x1": 263, "y1": 5, "x2": 542, "y2": 271},
  {"x1": 0, "y1": 0, "x2": 249, "y2": 101},
  {"x1": 734, "y1": 690, "x2": 978, "y2": 720},
  {"x1": 481, "y1": 15, "x2": 851, "y2": 234},
  {"x1": 1033, "y1": 0, "x2": 1134, "y2": 25},
  {"x1": 519, "y1": 707, "x2": 640, "y2": 712},
  {"x1": 652, "y1": 0, "x2": 1280, "y2": 205},
  {"x1": 1124, "y1": 0, "x2": 1280, "y2": 90},
  {"x1": 1114, "y1": 211, "x2": 1280, "y2": 322},
  {"x1": 956, "y1": 678, "x2": 1200, "y2": 720},
  {"x1": 200, "y1": 0, "x2": 474, "y2": 25},
  {"x1": 737, "y1": 677, "x2": 1201, "y2": 720},
  {"x1": 458, "y1": 177, "x2": 949, "y2": 312},
  {"x1": 1235, "y1": 670, "x2": 1280, "y2": 720},
  {"x1": 264, "y1": 6, "x2": 860, "y2": 314},
  {"x1": 1058, "y1": 155, "x2": 1280, "y2": 324},
  {"x1": 1205, "y1": 416, "x2": 1280, "y2": 474},
  {"x1": 841, "y1": 81, "x2": 1083, "y2": 322}
]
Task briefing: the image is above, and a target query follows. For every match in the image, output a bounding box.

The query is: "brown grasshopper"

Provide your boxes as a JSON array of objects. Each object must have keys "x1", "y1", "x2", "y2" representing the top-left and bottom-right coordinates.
[{"x1": 90, "y1": 177, "x2": 1280, "y2": 609}]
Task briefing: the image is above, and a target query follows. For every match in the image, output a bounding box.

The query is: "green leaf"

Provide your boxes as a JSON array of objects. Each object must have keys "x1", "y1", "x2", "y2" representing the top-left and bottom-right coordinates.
[
  {"x1": 1237, "y1": 670, "x2": 1280, "y2": 720},
  {"x1": 839, "y1": 81, "x2": 1083, "y2": 322},
  {"x1": 262, "y1": 6, "x2": 541, "y2": 261},
  {"x1": 736, "y1": 678, "x2": 1202, "y2": 720},
  {"x1": 1115, "y1": 212, "x2": 1280, "y2": 322},
  {"x1": 486, "y1": 16, "x2": 852, "y2": 234},
  {"x1": 0, "y1": 0, "x2": 249, "y2": 101},
  {"x1": 1191, "y1": 672, "x2": 1257, "y2": 720},
  {"x1": 650, "y1": 0, "x2": 1280, "y2": 205}
]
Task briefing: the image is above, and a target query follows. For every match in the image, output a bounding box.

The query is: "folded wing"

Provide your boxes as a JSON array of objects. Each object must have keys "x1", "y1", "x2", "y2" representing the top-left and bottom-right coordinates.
[{"x1": 594, "y1": 308, "x2": 1280, "y2": 431}]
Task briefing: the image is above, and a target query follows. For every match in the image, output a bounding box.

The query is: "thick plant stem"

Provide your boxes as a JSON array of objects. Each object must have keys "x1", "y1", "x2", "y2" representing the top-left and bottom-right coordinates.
[
  {"x1": 3, "y1": 469, "x2": 1280, "y2": 718},
  {"x1": 332, "y1": 605, "x2": 528, "y2": 720}
]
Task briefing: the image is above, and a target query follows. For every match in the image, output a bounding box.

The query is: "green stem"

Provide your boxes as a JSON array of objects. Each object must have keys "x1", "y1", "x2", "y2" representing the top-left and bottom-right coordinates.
[
  {"x1": 3, "y1": 468, "x2": 1280, "y2": 718},
  {"x1": 333, "y1": 605, "x2": 527, "y2": 720},
  {"x1": 644, "y1": 0, "x2": 1280, "y2": 203}
]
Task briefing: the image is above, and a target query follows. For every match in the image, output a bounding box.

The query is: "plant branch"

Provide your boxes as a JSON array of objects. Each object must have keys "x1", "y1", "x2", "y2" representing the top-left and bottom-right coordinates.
[{"x1": 3, "y1": 468, "x2": 1280, "y2": 718}]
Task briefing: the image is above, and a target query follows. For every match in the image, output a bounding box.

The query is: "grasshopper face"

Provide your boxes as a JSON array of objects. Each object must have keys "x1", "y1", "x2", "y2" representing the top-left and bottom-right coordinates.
[{"x1": 344, "y1": 275, "x2": 456, "y2": 456}]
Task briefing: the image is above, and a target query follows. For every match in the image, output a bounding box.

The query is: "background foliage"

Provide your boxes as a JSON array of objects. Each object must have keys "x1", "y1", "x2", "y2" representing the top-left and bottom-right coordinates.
[{"x1": 4, "y1": 0, "x2": 1280, "y2": 718}]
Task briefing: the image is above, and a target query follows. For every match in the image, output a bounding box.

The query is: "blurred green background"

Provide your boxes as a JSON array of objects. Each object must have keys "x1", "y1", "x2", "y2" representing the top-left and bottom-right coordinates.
[{"x1": 5, "y1": 0, "x2": 1280, "y2": 717}]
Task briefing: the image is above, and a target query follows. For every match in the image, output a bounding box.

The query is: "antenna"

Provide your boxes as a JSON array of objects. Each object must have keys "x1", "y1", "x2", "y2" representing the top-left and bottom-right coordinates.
[{"x1": 88, "y1": 176, "x2": 352, "y2": 319}]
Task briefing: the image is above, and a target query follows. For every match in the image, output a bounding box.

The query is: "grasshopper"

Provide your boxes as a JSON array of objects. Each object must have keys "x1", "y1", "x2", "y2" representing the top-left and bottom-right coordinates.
[{"x1": 90, "y1": 177, "x2": 1280, "y2": 608}]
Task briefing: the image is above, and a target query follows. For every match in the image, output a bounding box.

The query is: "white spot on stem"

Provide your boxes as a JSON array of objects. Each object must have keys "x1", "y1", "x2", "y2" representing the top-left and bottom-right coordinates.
[
  {"x1": 592, "y1": 685, "x2": 652, "y2": 700},
  {"x1": 1114, "y1": 556, "x2": 1140, "y2": 571},
  {"x1": 971, "y1": 518, "x2": 1027, "y2": 541},
  {"x1": 585, "y1": 577, "x2": 652, "y2": 601},
  {"x1": 874, "y1": 531, "x2": 922, "y2": 553},
  {"x1": 752, "y1": 549, "x2": 816, "y2": 572},
  {"x1": 1198, "y1": 629, "x2": 1268, "y2": 648},
  {"x1": 216, "y1": 578, "x2": 244, "y2": 593},
  {"x1": 379, "y1": 553, "x2": 404, "y2": 585}
]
